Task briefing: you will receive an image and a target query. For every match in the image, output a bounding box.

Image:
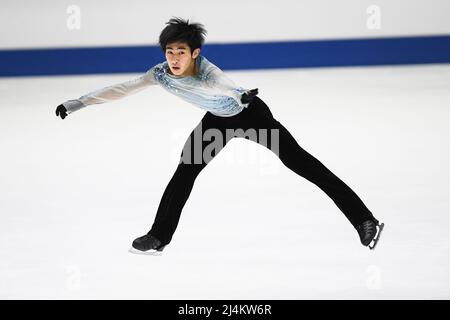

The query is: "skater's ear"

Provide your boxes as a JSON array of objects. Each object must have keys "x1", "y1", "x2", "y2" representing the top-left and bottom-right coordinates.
[{"x1": 192, "y1": 48, "x2": 200, "y2": 59}]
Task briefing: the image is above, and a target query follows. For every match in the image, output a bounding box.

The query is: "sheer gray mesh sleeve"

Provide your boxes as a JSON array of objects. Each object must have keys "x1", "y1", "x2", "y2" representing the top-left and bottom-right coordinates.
[{"x1": 63, "y1": 68, "x2": 157, "y2": 114}]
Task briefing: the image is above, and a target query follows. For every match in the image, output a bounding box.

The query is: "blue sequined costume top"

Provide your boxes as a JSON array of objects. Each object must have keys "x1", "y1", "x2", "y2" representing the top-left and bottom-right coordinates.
[{"x1": 63, "y1": 55, "x2": 249, "y2": 117}]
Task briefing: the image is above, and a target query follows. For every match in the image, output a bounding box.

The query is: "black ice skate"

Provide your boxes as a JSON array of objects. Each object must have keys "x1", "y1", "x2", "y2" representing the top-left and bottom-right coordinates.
[
  {"x1": 356, "y1": 218, "x2": 384, "y2": 250},
  {"x1": 129, "y1": 233, "x2": 166, "y2": 255}
]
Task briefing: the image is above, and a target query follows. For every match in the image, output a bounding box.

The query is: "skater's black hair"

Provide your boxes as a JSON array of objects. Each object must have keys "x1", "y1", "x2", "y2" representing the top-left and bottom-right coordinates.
[{"x1": 159, "y1": 17, "x2": 207, "y2": 53}]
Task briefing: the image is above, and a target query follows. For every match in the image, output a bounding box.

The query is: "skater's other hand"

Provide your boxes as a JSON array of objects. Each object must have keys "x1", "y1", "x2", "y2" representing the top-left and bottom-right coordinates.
[
  {"x1": 55, "y1": 104, "x2": 68, "y2": 119},
  {"x1": 241, "y1": 88, "x2": 259, "y2": 104}
]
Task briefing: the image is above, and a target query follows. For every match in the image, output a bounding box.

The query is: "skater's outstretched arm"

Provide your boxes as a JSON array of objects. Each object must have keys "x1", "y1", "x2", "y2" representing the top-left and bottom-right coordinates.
[{"x1": 55, "y1": 68, "x2": 157, "y2": 119}]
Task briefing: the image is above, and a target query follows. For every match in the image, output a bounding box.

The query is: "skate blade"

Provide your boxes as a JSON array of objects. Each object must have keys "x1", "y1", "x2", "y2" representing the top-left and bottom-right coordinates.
[
  {"x1": 128, "y1": 247, "x2": 164, "y2": 256},
  {"x1": 369, "y1": 222, "x2": 385, "y2": 250}
]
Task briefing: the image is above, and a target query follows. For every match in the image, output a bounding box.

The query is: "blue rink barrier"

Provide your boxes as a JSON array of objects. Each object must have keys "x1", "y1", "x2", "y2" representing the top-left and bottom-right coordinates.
[{"x1": 0, "y1": 35, "x2": 449, "y2": 77}]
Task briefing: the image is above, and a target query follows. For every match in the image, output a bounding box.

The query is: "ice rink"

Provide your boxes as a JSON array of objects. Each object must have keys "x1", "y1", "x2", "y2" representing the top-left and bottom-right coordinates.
[{"x1": 1, "y1": 64, "x2": 449, "y2": 299}]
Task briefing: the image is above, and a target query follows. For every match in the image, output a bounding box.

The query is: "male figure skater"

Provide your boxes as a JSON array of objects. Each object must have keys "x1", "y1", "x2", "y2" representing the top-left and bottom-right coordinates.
[{"x1": 55, "y1": 17, "x2": 384, "y2": 253}]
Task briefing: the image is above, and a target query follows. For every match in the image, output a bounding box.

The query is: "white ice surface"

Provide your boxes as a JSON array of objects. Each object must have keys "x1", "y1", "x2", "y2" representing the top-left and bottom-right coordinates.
[{"x1": 0, "y1": 64, "x2": 449, "y2": 299}]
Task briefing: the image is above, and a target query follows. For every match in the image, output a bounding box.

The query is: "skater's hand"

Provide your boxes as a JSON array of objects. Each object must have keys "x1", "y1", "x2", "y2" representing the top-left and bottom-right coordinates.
[
  {"x1": 55, "y1": 104, "x2": 68, "y2": 119},
  {"x1": 241, "y1": 88, "x2": 259, "y2": 104}
]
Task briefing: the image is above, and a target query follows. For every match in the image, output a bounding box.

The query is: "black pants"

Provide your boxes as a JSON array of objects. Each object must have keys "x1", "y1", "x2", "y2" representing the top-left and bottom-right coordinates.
[{"x1": 150, "y1": 96, "x2": 374, "y2": 245}]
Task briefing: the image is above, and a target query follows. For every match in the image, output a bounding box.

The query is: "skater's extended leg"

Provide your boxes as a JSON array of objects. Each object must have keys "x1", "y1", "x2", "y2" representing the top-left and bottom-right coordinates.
[
  {"x1": 276, "y1": 123, "x2": 374, "y2": 227},
  {"x1": 147, "y1": 112, "x2": 229, "y2": 246},
  {"x1": 148, "y1": 163, "x2": 204, "y2": 245},
  {"x1": 240, "y1": 97, "x2": 376, "y2": 228}
]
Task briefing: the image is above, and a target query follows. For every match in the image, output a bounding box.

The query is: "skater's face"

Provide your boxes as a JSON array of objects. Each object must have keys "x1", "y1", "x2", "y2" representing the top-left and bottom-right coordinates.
[{"x1": 165, "y1": 42, "x2": 200, "y2": 77}]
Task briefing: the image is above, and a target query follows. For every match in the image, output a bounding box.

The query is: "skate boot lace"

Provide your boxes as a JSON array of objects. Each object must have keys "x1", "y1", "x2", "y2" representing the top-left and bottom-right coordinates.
[
  {"x1": 356, "y1": 219, "x2": 384, "y2": 249},
  {"x1": 362, "y1": 220, "x2": 376, "y2": 234},
  {"x1": 357, "y1": 220, "x2": 378, "y2": 244},
  {"x1": 144, "y1": 234, "x2": 162, "y2": 249}
]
